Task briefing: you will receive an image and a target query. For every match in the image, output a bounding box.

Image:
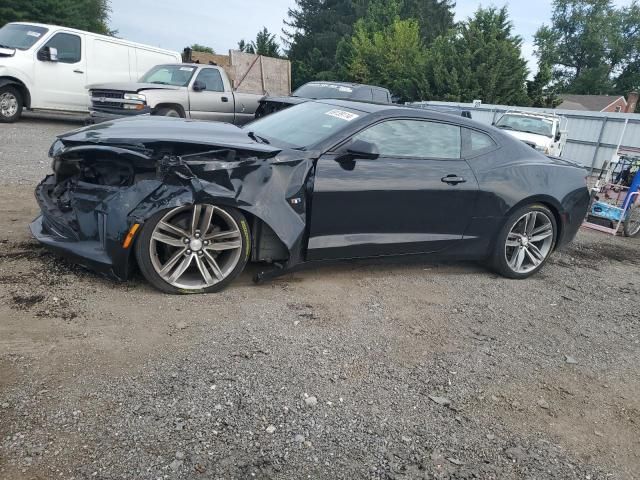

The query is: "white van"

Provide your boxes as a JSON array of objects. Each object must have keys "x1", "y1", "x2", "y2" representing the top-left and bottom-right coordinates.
[{"x1": 0, "y1": 22, "x2": 181, "y2": 122}]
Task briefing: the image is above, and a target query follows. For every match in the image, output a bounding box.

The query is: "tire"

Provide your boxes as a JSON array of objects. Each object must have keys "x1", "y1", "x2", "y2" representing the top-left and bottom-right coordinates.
[
  {"x1": 491, "y1": 204, "x2": 557, "y2": 279},
  {"x1": 0, "y1": 85, "x2": 23, "y2": 123},
  {"x1": 623, "y1": 204, "x2": 640, "y2": 238},
  {"x1": 134, "y1": 204, "x2": 251, "y2": 294},
  {"x1": 155, "y1": 106, "x2": 182, "y2": 118}
]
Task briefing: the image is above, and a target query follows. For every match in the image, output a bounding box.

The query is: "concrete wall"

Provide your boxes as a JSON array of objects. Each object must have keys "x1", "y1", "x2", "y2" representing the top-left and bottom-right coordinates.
[{"x1": 409, "y1": 101, "x2": 640, "y2": 171}]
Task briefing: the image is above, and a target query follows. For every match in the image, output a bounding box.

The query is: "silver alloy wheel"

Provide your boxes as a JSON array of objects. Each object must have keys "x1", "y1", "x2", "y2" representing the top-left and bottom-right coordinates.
[
  {"x1": 149, "y1": 204, "x2": 243, "y2": 290},
  {"x1": 625, "y1": 205, "x2": 640, "y2": 236},
  {"x1": 504, "y1": 211, "x2": 554, "y2": 274},
  {"x1": 0, "y1": 92, "x2": 18, "y2": 118},
  {"x1": 165, "y1": 109, "x2": 180, "y2": 118}
]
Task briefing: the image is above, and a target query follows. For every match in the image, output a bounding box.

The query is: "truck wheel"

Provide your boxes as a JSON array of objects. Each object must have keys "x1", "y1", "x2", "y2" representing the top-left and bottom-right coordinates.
[
  {"x1": 0, "y1": 86, "x2": 23, "y2": 123},
  {"x1": 155, "y1": 107, "x2": 182, "y2": 118}
]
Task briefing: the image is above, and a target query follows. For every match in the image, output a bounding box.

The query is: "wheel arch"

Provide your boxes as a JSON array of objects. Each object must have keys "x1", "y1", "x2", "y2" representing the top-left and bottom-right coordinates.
[
  {"x1": 501, "y1": 195, "x2": 564, "y2": 249},
  {"x1": 0, "y1": 76, "x2": 31, "y2": 108},
  {"x1": 127, "y1": 200, "x2": 291, "y2": 275},
  {"x1": 152, "y1": 103, "x2": 186, "y2": 117}
]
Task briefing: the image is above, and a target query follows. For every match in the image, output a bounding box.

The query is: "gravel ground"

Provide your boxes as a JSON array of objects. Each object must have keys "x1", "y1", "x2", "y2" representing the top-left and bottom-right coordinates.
[{"x1": 0, "y1": 117, "x2": 639, "y2": 479}]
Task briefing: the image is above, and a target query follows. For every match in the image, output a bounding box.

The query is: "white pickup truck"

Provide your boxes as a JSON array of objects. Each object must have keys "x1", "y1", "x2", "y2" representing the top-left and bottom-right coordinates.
[
  {"x1": 493, "y1": 111, "x2": 567, "y2": 156},
  {"x1": 88, "y1": 63, "x2": 263, "y2": 124}
]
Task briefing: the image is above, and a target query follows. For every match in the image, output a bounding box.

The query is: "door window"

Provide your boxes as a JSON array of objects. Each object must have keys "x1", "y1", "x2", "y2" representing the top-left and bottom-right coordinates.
[
  {"x1": 372, "y1": 89, "x2": 389, "y2": 103},
  {"x1": 43, "y1": 32, "x2": 81, "y2": 63},
  {"x1": 195, "y1": 69, "x2": 224, "y2": 92},
  {"x1": 352, "y1": 119, "x2": 461, "y2": 159}
]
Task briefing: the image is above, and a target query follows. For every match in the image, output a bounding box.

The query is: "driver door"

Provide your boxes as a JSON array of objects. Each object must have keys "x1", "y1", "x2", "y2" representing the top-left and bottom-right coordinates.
[
  {"x1": 33, "y1": 31, "x2": 87, "y2": 111},
  {"x1": 307, "y1": 119, "x2": 479, "y2": 260},
  {"x1": 188, "y1": 68, "x2": 235, "y2": 123}
]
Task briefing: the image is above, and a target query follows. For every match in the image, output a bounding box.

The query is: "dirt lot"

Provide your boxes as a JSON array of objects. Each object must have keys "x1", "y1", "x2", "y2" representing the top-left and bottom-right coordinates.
[{"x1": 0, "y1": 117, "x2": 639, "y2": 480}]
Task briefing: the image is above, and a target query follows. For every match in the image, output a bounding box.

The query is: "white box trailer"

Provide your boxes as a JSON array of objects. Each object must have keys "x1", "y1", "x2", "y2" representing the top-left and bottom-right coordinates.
[{"x1": 0, "y1": 22, "x2": 182, "y2": 122}]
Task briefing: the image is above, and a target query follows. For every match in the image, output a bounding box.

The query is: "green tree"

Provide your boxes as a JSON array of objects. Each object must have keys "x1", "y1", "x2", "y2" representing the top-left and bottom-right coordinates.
[
  {"x1": 401, "y1": 0, "x2": 455, "y2": 45},
  {"x1": 0, "y1": 0, "x2": 114, "y2": 35},
  {"x1": 238, "y1": 27, "x2": 280, "y2": 57},
  {"x1": 527, "y1": 62, "x2": 561, "y2": 107},
  {"x1": 338, "y1": 0, "x2": 428, "y2": 101},
  {"x1": 534, "y1": 0, "x2": 640, "y2": 96},
  {"x1": 426, "y1": 6, "x2": 530, "y2": 105},
  {"x1": 284, "y1": 0, "x2": 365, "y2": 86},
  {"x1": 283, "y1": 0, "x2": 455, "y2": 88},
  {"x1": 190, "y1": 43, "x2": 214, "y2": 54}
]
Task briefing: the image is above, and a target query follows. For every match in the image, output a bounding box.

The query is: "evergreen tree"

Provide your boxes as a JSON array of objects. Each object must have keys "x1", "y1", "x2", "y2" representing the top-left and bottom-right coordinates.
[
  {"x1": 426, "y1": 6, "x2": 530, "y2": 105},
  {"x1": 0, "y1": 0, "x2": 114, "y2": 35},
  {"x1": 284, "y1": 0, "x2": 365, "y2": 86},
  {"x1": 339, "y1": 0, "x2": 428, "y2": 102},
  {"x1": 238, "y1": 28, "x2": 281, "y2": 57}
]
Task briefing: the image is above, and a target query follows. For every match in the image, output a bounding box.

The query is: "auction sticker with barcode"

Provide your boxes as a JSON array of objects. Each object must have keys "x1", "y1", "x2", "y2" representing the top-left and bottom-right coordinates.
[{"x1": 325, "y1": 109, "x2": 359, "y2": 121}]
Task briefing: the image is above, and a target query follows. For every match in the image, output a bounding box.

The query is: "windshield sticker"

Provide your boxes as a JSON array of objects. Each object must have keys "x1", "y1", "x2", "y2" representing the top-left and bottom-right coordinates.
[
  {"x1": 179, "y1": 67, "x2": 194, "y2": 72},
  {"x1": 338, "y1": 86, "x2": 353, "y2": 93},
  {"x1": 325, "y1": 109, "x2": 359, "y2": 121},
  {"x1": 27, "y1": 31, "x2": 42, "y2": 37}
]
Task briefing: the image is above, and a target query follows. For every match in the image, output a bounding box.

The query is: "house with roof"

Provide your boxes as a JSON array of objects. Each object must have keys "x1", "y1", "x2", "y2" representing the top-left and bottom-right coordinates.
[{"x1": 557, "y1": 92, "x2": 638, "y2": 113}]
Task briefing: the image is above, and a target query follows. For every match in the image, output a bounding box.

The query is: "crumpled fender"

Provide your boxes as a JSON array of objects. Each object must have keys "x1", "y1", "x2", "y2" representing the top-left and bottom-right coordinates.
[{"x1": 128, "y1": 154, "x2": 313, "y2": 255}]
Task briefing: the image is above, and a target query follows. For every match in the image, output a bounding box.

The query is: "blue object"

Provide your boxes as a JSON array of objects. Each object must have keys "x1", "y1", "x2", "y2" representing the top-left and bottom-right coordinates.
[
  {"x1": 591, "y1": 201, "x2": 624, "y2": 221},
  {"x1": 622, "y1": 168, "x2": 640, "y2": 210}
]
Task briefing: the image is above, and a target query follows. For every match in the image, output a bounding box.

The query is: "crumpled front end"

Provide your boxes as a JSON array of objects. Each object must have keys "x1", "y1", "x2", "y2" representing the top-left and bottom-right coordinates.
[{"x1": 32, "y1": 120, "x2": 315, "y2": 280}]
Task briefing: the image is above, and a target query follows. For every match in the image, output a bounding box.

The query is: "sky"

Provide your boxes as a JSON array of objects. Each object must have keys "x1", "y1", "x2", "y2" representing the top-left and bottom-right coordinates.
[{"x1": 110, "y1": 0, "x2": 635, "y2": 77}]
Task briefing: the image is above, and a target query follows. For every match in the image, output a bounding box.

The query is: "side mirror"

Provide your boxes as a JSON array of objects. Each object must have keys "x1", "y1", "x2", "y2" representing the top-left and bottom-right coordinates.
[
  {"x1": 193, "y1": 80, "x2": 206, "y2": 92},
  {"x1": 555, "y1": 132, "x2": 561, "y2": 142},
  {"x1": 37, "y1": 46, "x2": 58, "y2": 62},
  {"x1": 345, "y1": 139, "x2": 379, "y2": 160}
]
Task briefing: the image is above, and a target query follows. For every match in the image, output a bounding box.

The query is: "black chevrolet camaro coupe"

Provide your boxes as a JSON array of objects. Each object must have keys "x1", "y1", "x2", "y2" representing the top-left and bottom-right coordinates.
[{"x1": 31, "y1": 100, "x2": 590, "y2": 294}]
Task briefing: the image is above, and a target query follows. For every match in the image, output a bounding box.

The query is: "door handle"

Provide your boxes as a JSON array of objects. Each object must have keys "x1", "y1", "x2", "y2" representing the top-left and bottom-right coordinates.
[
  {"x1": 221, "y1": 96, "x2": 229, "y2": 102},
  {"x1": 73, "y1": 69, "x2": 84, "y2": 74},
  {"x1": 441, "y1": 175, "x2": 466, "y2": 185}
]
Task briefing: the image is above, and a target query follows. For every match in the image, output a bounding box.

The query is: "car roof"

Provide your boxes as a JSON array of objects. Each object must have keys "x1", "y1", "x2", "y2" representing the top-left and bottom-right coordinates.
[
  {"x1": 313, "y1": 99, "x2": 486, "y2": 129},
  {"x1": 8, "y1": 22, "x2": 179, "y2": 55},
  {"x1": 303, "y1": 81, "x2": 388, "y2": 91}
]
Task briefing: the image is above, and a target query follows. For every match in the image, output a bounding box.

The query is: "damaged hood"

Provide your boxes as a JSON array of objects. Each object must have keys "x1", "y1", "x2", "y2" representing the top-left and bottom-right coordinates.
[
  {"x1": 55, "y1": 116, "x2": 282, "y2": 154},
  {"x1": 87, "y1": 82, "x2": 182, "y2": 93}
]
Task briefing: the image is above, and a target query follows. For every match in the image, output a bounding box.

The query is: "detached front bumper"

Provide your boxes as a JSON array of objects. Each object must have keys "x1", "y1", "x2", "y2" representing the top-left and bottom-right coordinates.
[
  {"x1": 29, "y1": 214, "x2": 120, "y2": 278},
  {"x1": 31, "y1": 175, "x2": 160, "y2": 281}
]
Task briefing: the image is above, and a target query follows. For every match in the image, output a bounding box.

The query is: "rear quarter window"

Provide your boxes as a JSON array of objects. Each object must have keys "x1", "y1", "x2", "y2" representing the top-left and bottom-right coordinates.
[{"x1": 463, "y1": 129, "x2": 496, "y2": 156}]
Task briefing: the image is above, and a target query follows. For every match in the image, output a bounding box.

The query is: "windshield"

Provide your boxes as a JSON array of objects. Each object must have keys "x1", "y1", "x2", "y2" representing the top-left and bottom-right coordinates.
[
  {"x1": 293, "y1": 83, "x2": 356, "y2": 99},
  {"x1": 0, "y1": 24, "x2": 48, "y2": 50},
  {"x1": 139, "y1": 65, "x2": 196, "y2": 86},
  {"x1": 495, "y1": 114, "x2": 554, "y2": 138},
  {"x1": 245, "y1": 101, "x2": 365, "y2": 148}
]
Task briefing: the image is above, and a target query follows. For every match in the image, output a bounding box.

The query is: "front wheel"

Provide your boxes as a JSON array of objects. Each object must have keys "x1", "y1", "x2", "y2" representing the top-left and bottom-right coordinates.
[
  {"x1": 492, "y1": 204, "x2": 557, "y2": 279},
  {"x1": 0, "y1": 86, "x2": 23, "y2": 123},
  {"x1": 134, "y1": 204, "x2": 251, "y2": 294},
  {"x1": 155, "y1": 106, "x2": 182, "y2": 118}
]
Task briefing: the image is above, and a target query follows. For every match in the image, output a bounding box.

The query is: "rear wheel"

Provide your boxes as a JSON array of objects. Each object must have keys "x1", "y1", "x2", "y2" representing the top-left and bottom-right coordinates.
[
  {"x1": 0, "y1": 86, "x2": 23, "y2": 123},
  {"x1": 492, "y1": 204, "x2": 557, "y2": 279},
  {"x1": 135, "y1": 204, "x2": 251, "y2": 294},
  {"x1": 623, "y1": 204, "x2": 640, "y2": 237}
]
